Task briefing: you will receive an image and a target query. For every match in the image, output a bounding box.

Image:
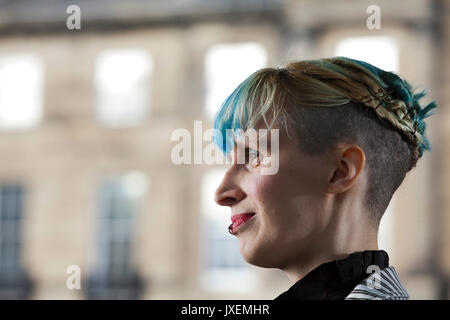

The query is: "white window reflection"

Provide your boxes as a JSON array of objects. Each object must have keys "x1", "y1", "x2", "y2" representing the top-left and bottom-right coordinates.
[
  {"x1": 95, "y1": 49, "x2": 153, "y2": 127},
  {"x1": 0, "y1": 54, "x2": 43, "y2": 130},
  {"x1": 204, "y1": 43, "x2": 267, "y2": 120},
  {"x1": 335, "y1": 36, "x2": 398, "y2": 72}
]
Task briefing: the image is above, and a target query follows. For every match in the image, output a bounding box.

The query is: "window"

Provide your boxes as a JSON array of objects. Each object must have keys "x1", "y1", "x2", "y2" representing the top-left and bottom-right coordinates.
[
  {"x1": 335, "y1": 36, "x2": 398, "y2": 72},
  {"x1": 335, "y1": 36, "x2": 399, "y2": 255},
  {"x1": 204, "y1": 43, "x2": 267, "y2": 120},
  {"x1": 94, "y1": 49, "x2": 153, "y2": 127},
  {"x1": 199, "y1": 170, "x2": 257, "y2": 293},
  {"x1": 0, "y1": 184, "x2": 31, "y2": 299},
  {"x1": 0, "y1": 54, "x2": 43, "y2": 130},
  {"x1": 86, "y1": 172, "x2": 148, "y2": 299}
]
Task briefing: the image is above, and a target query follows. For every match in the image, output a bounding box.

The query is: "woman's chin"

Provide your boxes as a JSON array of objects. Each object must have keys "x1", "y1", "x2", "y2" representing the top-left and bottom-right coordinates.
[{"x1": 239, "y1": 240, "x2": 277, "y2": 268}]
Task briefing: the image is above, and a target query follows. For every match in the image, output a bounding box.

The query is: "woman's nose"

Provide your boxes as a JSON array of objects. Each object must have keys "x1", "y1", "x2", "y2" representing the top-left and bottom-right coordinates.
[{"x1": 214, "y1": 171, "x2": 246, "y2": 207}]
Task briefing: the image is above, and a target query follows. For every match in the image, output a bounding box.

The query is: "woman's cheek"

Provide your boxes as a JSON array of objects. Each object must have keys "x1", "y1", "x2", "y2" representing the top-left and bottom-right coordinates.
[{"x1": 250, "y1": 174, "x2": 280, "y2": 201}]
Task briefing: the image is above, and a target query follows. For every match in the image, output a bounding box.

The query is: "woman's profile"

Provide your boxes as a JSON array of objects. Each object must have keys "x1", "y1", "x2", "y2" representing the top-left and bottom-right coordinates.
[{"x1": 212, "y1": 57, "x2": 436, "y2": 300}]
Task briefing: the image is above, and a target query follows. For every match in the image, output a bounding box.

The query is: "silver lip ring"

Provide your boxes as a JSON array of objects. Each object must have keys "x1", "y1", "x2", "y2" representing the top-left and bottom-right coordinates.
[{"x1": 228, "y1": 223, "x2": 235, "y2": 235}]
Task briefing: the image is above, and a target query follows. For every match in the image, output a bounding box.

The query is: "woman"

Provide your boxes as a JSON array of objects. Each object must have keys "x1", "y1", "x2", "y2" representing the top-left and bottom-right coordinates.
[{"x1": 213, "y1": 57, "x2": 436, "y2": 300}]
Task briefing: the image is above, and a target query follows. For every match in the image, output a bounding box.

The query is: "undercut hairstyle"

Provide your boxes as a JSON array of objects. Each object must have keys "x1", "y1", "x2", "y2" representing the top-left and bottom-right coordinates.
[
  {"x1": 214, "y1": 57, "x2": 436, "y2": 225},
  {"x1": 285, "y1": 101, "x2": 412, "y2": 224}
]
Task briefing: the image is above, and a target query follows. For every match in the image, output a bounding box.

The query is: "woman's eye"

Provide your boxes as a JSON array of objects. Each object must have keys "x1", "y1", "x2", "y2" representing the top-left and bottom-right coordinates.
[{"x1": 245, "y1": 147, "x2": 262, "y2": 166}]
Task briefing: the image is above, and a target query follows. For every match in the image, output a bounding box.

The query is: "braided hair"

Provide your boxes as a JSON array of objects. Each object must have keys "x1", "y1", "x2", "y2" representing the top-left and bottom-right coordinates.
[{"x1": 285, "y1": 57, "x2": 437, "y2": 163}]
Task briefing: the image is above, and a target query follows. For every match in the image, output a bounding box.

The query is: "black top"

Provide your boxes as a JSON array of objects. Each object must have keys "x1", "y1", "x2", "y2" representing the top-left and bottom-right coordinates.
[{"x1": 274, "y1": 250, "x2": 389, "y2": 300}]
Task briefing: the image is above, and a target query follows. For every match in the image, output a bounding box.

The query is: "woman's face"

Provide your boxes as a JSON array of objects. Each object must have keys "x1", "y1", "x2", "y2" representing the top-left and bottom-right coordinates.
[{"x1": 214, "y1": 124, "x2": 333, "y2": 269}]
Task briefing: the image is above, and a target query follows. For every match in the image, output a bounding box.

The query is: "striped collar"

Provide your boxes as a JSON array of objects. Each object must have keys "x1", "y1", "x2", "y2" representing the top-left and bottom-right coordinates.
[{"x1": 345, "y1": 266, "x2": 409, "y2": 300}]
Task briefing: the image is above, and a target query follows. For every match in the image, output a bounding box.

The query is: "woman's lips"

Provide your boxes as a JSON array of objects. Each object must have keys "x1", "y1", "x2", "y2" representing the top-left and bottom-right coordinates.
[{"x1": 228, "y1": 213, "x2": 255, "y2": 235}]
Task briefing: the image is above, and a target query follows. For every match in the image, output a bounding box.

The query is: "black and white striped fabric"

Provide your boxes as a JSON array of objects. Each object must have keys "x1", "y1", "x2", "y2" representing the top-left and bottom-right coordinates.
[{"x1": 345, "y1": 266, "x2": 409, "y2": 300}]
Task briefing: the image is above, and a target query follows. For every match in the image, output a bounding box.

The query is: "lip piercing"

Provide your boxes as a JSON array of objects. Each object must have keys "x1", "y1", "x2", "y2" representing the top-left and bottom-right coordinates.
[{"x1": 228, "y1": 223, "x2": 234, "y2": 235}]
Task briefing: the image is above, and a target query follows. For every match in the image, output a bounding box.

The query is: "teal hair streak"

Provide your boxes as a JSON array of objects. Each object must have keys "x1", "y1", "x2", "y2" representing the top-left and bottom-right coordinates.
[{"x1": 213, "y1": 71, "x2": 258, "y2": 154}]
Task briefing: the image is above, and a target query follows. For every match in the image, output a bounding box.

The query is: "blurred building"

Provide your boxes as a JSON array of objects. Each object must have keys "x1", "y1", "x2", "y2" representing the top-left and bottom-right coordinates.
[{"x1": 0, "y1": 0, "x2": 448, "y2": 299}]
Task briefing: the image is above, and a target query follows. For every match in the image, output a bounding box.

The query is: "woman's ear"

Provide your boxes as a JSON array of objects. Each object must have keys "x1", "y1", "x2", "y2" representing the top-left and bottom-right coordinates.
[{"x1": 327, "y1": 144, "x2": 366, "y2": 194}]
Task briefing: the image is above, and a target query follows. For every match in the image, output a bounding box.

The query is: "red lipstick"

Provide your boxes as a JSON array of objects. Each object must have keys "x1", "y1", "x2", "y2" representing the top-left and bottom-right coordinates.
[{"x1": 228, "y1": 213, "x2": 255, "y2": 235}]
